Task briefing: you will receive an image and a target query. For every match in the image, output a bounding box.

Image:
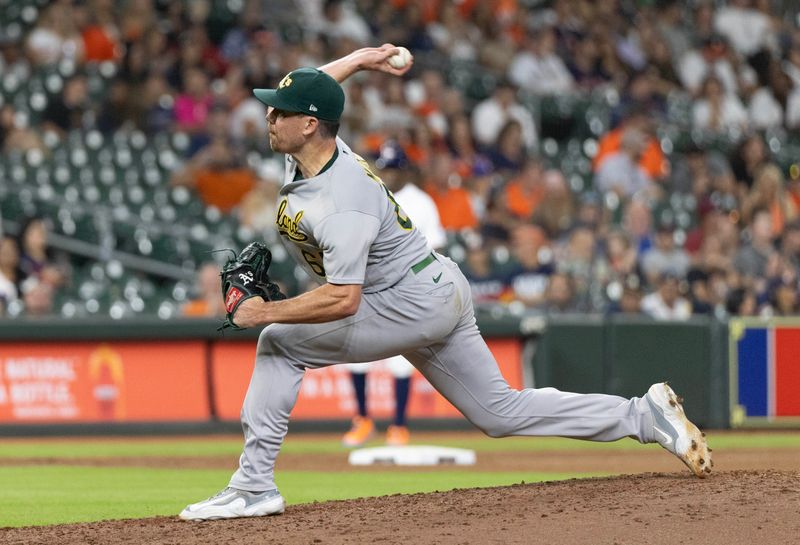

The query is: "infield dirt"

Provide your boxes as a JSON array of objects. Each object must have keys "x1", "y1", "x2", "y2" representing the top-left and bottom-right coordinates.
[
  {"x1": 2, "y1": 469, "x2": 799, "y2": 544},
  {"x1": 3, "y1": 432, "x2": 800, "y2": 544}
]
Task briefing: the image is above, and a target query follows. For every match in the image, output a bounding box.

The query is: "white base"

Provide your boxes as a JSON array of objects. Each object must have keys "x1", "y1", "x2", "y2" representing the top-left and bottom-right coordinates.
[{"x1": 348, "y1": 445, "x2": 476, "y2": 466}]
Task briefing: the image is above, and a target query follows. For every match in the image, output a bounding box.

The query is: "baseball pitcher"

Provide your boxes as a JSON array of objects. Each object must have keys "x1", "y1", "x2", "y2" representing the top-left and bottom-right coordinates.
[{"x1": 180, "y1": 45, "x2": 711, "y2": 521}]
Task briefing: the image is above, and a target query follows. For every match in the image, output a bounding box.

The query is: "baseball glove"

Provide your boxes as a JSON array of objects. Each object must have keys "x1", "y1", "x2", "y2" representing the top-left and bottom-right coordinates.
[{"x1": 219, "y1": 242, "x2": 286, "y2": 330}]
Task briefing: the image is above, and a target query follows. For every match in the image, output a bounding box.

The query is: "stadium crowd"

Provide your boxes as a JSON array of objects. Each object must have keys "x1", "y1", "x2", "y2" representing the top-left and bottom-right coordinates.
[{"x1": 1, "y1": 0, "x2": 800, "y2": 320}]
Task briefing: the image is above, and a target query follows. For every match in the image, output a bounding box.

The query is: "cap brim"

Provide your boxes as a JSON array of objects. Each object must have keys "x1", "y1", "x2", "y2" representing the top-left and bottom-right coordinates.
[{"x1": 253, "y1": 89, "x2": 300, "y2": 113}]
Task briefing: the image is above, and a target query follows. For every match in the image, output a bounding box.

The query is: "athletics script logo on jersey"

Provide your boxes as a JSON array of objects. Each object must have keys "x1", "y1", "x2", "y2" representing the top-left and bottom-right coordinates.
[
  {"x1": 276, "y1": 199, "x2": 308, "y2": 242},
  {"x1": 275, "y1": 198, "x2": 326, "y2": 278}
]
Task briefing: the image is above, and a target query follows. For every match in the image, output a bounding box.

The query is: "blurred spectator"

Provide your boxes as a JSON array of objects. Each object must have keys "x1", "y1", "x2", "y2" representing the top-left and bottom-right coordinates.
[
  {"x1": 641, "y1": 220, "x2": 691, "y2": 286},
  {"x1": 623, "y1": 198, "x2": 655, "y2": 254},
  {"x1": 137, "y1": 74, "x2": 175, "y2": 134},
  {"x1": 566, "y1": 34, "x2": 613, "y2": 90},
  {"x1": 638, "y1": 50, "x2": 681, "y2": 106},
  {"x1": 20, "y1": 277, "x2": 55, "y2": 317},
  {"x1": 97, "y1": 81, "x2": 138, "y2": 134},
  {"x1": 403, "y1": 68, "x2": 449, "y2": 131},
  {"x1": 709, "y1": 164, "x2": 741, "y2": 214},
  {"x1": 585, "y1": 20, "x2": 628, "y2": 88},
  {"x1": 503, "y1": 157, "x2": 546, "y2": 222},
  {"x1": 729, "y1": 133, "x2": 770, "y2": 190},
  {"x1": 707, "y1": 266, "x2": 736, "y2": 313},
  {"x1": 691, "y1": 74, "x2": 749, "y2": 134},
  {"x1": 678, "y1": 34, "x2": 756, "y2": 97},
  {"x1": 25, "y1": 2, "x2": 84, "y2": 66},
  {"x1": 763, "y1": 279, "x2": 799, "y2": 317},
  {"x1": 462, "y1": 246, "x2": 511, "y2": 304},
  {"x1": 174, "y1": 67, "x2": 214, "y2": 135},
  {"x1": 470, "y1": 80, "x2": 538, "y2": 152},
  {"x1": 508, "y1": 225, "x2": 554, "y2": 307},
  {"x1": 688, "y1": 206, "x2": 739, "y2": 272},
  {"x1": 182, "y1": 262, "x2": 226, "y2": 318},
  {"x1": 0, "y1": 105, "x2": 45, "y2": 153},
  {"x1": 575, "y1": 191, "x2": 605, "y2": 233},
  {"x1": 780, "y1": 219, "x2": 800, "y2": 271},
  {"x1": 464, "y1": 159, "x2": 499, "y2": 229},
  {"x1": 726, "y1": 286, "x2": 759, "y2": 316},
  {"x1": 741, "y1": 163, "x2": 797, "y2": 237},
  {"x1": 487, "y1": 119, "x2": 525, "y2": 173},
  {"x1": 784, "y1": 43, "x2": 800, "y2": 89},
  {"x1": 425, "y1": 153, "x2": 478, "y2": 232},
  {"x1": 601, "y1": 229, "x2": 641, "y2": 286},
  {"x1": 314, "y1": 0, "x2": 372, "y2": 45},
  {"x1": 171, "y1": 137, "x2": 258, "y2": 213},
  {"x1": 339, "y1": 79, "x2": 372, "y2": 142},
  {"x1": 656, "y1": 0, "x2": 692, "y2": 62},
  {"x1": 594, "y1": 127, "x2": 654, "y2": 198},
  {"x1": 687, "y1": 268, "x2": 714, "y2": 315},
  {"x1": 713, "y1": 0, "x2": 777, "y2": 58},
  {"x1": 532, "y1": 169, "x2": 576, "y2": 239},
  {"x1": 392, "y1": 3, "x2": 436, "y2": 52},
  {"x1": 238, "y1": 159, "x2": 284, "y2": 235},
  {"x1": 446, "y1": 114, "x2": 488, "y2": 181},
  {"x1": 609, "y1": 276, "x2": 644, "y2": 315},
  {"x1": 120, "y1": 0, "x2": 157, "y2": 43},
  {"x1": 618, "y1": 70, "x2": 669, "y2": 121},
  {"x1": 747, "y1": 60, "x2": 787, "y2": 131},
  {"x1": 78, "y1": 0, "x2": 122, "y2": 63},
  {"x1": 508, "y1": 26, "x2": 575, "y2": 95},
  {"x1": 543, "y1": 272, "x2": 577, "y2": 313},
  {"x1": 42, "y1": 74, "x2": 91, "y2": 134},
  {"x1": 671, "y1": 142, "x2": 710, "y2": 196},
  {"x1": 226, "y1": 67, "x2": 268, "y2": 146},
  {"x1": 472, "y1": 9, "x2": 517, "y2": 74},
  {"x1": 593, "y1": 108, "x2": 668, "y2": 180},
  {"x1": 0, "y1": 236, "x2": 21, "y2": 314},
  {"x1": 641, "y1": 272, "x2": 692, "y2": 320},
  {"x1": 369, "y1": 78, "x2": 414, "y2": 131},
  {"x1": 427, "y1": 2, "x2": 480, "y2": 61},
  {"x1": 788, "y1": 88, "x2": 800, "y2": 128},
  {"x1": 734, "y1": 207, "x2": 776, "y2": 280},
  {"x1": 556, "y1": 226, "x2": 598, "y2": 312},
  {"x1": 376, "y1": 141, "x2": 446, "y2": 251},
  {"x1": 0, "y1": 36, "x2": 31, "y2": 80},
  {"x1": 16, "y1": 216, "x2": 66, "y2": 288}
]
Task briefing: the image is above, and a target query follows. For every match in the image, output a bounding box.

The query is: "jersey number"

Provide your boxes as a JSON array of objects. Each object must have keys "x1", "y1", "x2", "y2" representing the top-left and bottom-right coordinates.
[{"x1": 354, "y1": 154, "x2": 413, "y2": 231}]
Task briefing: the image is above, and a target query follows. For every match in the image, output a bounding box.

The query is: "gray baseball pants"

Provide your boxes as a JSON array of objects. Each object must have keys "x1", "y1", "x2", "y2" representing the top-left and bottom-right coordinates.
[{"x1": 229, "y1": 254, "x2": 656, "y2": 491}]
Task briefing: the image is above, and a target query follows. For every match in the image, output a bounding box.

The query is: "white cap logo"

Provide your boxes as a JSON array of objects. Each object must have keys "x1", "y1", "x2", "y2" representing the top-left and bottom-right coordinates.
[{"x1": 309, "y1": 104, "x2": 318, "y2": 112}]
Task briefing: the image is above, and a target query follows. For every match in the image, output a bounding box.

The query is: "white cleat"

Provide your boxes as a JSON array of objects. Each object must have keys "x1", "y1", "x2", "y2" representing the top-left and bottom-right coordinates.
[
  {"x1": 645, "y1": 382, "x2": 712, "y2": 478},
  {"x1": 179, "y1": 487, "x2": 286, "y2": 521}
]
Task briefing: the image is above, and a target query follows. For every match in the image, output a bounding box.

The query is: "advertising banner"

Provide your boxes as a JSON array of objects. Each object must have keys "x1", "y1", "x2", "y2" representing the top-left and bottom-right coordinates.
[
  {"x1": 211, "y1": 339, "x2": 524, "y2": 421},
  {"x1": 0, "y1": 341, "x2": 209, "y2": 423}
]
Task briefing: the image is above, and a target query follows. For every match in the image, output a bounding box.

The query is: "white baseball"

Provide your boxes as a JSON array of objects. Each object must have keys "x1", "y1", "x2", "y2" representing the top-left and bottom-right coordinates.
[{"x1": 387, "y1": 47, "x2": 412, "y2": 69}]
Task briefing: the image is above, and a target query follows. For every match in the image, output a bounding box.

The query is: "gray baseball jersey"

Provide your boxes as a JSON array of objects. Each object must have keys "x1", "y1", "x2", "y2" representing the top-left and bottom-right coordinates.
[
  {"x1": 228, "y1": 138, "x2": 659, "y2": 492},
  {"x1": 276, "y1": 137, "x2": 429, "y2": 293}
]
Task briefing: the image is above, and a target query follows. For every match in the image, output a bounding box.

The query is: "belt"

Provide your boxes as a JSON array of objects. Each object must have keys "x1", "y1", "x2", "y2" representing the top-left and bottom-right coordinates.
[{"x1": 411, "y1": 252, "x2": 437, "y2": 274}]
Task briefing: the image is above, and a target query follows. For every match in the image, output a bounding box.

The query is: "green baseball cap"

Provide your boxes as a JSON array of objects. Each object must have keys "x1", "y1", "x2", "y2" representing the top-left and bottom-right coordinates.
[{"x1": 253, "y1": 67, "x2": 345, "y2": 123}]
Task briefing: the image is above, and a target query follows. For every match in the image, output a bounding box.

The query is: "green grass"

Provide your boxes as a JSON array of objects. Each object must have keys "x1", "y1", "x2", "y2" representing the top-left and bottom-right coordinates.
[
  {"x1": 0, "y1": 466, "x2": 594, "y2": 528},
  {"x1": 0, "y1": 431, "x2": 797, "y2": 459},
  {"x1": 0, "y1": 431, "x2": 798, "y2": 527}
]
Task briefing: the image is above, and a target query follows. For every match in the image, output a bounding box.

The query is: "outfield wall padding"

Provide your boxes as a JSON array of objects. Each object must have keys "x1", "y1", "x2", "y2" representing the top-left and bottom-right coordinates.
[
  {"x1": 530, "y1": 316, "x2": 729, "y2": 429},
  {"x1": 0, "y1": 315, "x2": 731, "y2": 430}
]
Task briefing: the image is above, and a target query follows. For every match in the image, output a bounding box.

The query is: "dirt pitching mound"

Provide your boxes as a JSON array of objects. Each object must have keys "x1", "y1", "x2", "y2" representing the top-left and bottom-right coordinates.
[{"x1": 2, "y1": 470, "x2": 798, "y2": 545}]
